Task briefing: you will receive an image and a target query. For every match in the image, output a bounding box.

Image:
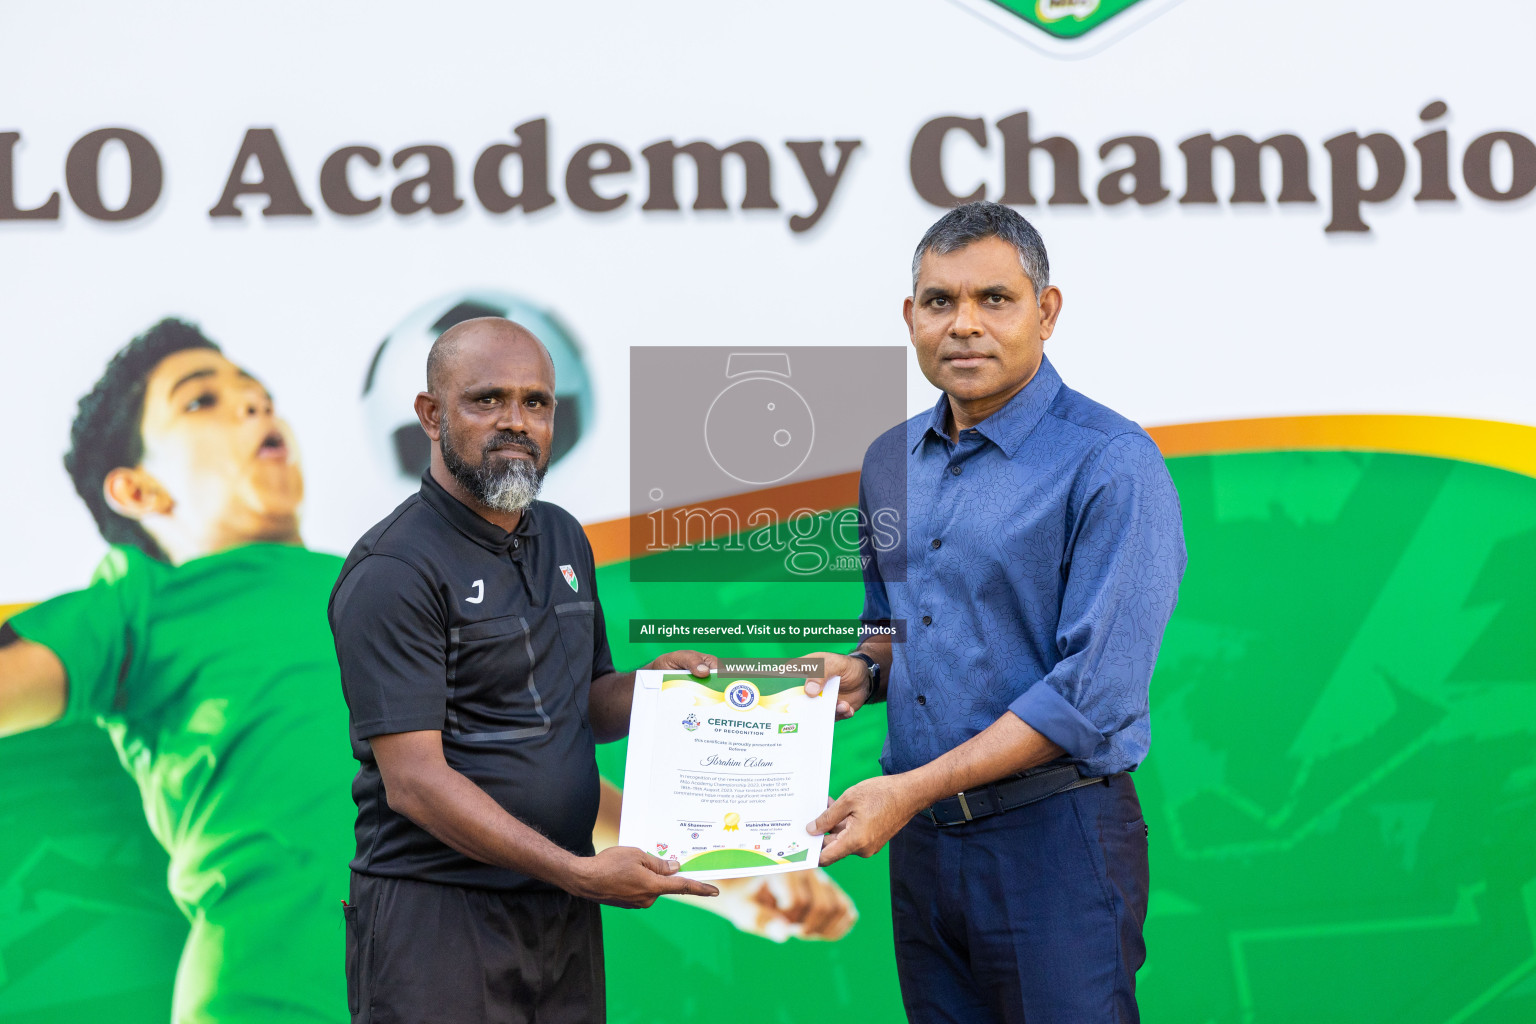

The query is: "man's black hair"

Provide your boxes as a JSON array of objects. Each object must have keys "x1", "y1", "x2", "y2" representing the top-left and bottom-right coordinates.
[
  {"x1": 64, "y1": 318, "x2": 220, "y2": 561},
  {"x1": 911, "y1": 200, "x2": 1051, "y2": 298}
]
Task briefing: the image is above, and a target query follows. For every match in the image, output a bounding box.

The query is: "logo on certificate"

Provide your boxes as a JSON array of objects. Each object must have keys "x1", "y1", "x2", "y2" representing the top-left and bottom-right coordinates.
[
  {"x1": 725, "y1": 680, "x2": 760, "y2": 711},
  {"x1": 724, "y1": 812, "x2": 741, "y2": 831},
  {"x1": 778, "y1": 723, "x2": 798, "y2": 734},
  {"x1": 681, "y1": 713, "x2": 701, "y2": 731}
]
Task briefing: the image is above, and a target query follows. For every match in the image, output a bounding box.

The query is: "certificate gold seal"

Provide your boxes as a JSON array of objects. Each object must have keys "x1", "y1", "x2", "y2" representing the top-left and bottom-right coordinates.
[{"x1": 724, "y1": 812, "x2": 741, "y2": 831}]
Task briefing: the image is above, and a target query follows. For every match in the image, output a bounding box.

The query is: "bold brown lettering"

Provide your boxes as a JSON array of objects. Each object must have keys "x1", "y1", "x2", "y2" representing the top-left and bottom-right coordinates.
[
  {"x1": 1179, "y1": 133, "x2": 1315, "y2": 204},
  {"x1": 319, "y1": 145, "x2": 382, "y2": 216},
  {"x1": 784, "y1": 139, "x2": 861, "y2": 232},
  {"x1": 65, "y1": 128, "x2": 162, "y2": 221},
  {"x1": 565, "y1": 142, "x2": 631, "y2": 212},
  {"x1": 0, "y1": 132, "x2": 60, "y2": 220},
  {"x1": 474, "y1": 119, "x2": 555, "y2": 215},
  {"x1": 641, "y1": 140, "x2": 778, "y2": 211},
  {"x1": 1097, "y1": 136, "x2": 1169, "y2": 205},
  {"x1": 1463, "y1": 131, "x2": 1536, "y2": 201},
  {"x1": 391, "y1": 145, "x2": 464, "y2": 215},
  {"x1": 1324, "y1": 132, "x2": 1405, "y2": 233},
  {"x1": 910, "y1": 116, "x2": 988, "y2": 207},
  {"x1": 1413, "y1": 101, "x2": 1455, "y2": 201},
  {"x1": 209, "y1": 128, "x2": 314, "y2": 218},
  {"x1": 997, "y1": 111, "x2": 1087, "y2": 206}
]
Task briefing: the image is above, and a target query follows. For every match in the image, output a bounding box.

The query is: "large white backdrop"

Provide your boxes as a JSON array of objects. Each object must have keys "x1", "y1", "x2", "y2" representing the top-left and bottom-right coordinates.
[{"x1": 3, "y1": 0, "x2": 1532, "y2": 600}]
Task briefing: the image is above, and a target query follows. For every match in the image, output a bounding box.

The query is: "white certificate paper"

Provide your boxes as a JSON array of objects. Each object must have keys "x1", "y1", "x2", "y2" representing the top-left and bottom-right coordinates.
[{"x1": 618, "y1": 671, "x2": 839, "y2": 880}]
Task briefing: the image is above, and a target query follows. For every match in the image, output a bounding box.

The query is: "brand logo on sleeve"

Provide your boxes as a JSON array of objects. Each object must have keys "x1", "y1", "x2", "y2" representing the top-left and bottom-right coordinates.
[
  {"x1": 560, "y1": 564, "x2": 578, "y2": 592},
  {"x1": 725, "y1": 680, "x2": 760, "y2": 711},
  {"x1": 465, "y1": 579, "x2": 484, "y2": 604}
]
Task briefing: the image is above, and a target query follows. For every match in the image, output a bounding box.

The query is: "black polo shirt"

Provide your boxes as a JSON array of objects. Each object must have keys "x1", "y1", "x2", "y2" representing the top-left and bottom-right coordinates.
[{"x1": 329, "y1": 472, "x2": 615, "y2": 891}]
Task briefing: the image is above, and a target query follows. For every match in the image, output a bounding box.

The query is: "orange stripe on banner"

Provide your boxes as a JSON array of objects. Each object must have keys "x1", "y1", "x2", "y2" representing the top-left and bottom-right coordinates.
[
  {"x1": 585, "y1": 414, "x2": 1536, "y2": 568},
  {"x1": 1146, "y1": 414, "x2": 1536, "y2": 480}
]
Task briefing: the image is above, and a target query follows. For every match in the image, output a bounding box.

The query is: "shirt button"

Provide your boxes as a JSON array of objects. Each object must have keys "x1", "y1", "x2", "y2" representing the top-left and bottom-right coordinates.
[
  {"x1": 916, "y1": 694, "x2": 927, "y2": 705},
  {"x1": 922, "y1": 614, "x2": 932, "y2": 626},
  {"x1": 931, "y1": 538, "x2": 942, "y2": 550},
  {"x1": 950, "y1": 465, "x2": 962, "y2": 476}
]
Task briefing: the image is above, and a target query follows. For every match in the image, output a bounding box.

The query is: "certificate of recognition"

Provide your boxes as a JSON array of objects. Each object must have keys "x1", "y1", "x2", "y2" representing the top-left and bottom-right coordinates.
[{"x1": 617, "y1": 669, "x2": 839, "y2": 880}]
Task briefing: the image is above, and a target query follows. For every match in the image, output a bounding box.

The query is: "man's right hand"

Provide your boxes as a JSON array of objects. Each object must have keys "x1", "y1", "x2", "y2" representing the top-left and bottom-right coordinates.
[
  {"x1": 802, "y1": 651, "x2": 872, "y2": 721},
  {"x1": 566, "y1": 846, "x2": 719, "y2": 909}
]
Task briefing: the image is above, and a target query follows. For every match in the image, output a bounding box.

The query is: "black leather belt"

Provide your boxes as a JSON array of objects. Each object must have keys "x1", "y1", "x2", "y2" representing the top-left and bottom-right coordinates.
[{"x1": 921, "y1": 764, "x2": 1111, "y2": 827}]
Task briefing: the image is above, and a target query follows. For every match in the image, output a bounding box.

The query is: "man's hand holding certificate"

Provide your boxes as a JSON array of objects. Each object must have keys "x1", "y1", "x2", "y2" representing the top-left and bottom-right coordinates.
[{"x1": 618, "y1": 660, "x2": 840, "y2": 880}]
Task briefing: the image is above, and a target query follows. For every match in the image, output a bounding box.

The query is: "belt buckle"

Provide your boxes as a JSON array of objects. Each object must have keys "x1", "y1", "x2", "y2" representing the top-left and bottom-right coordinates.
[{"x1": 955, "y1": 791, "x2": 975, "y2": 822}]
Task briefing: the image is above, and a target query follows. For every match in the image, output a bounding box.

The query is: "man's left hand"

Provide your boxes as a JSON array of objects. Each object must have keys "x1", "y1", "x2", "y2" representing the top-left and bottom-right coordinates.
[
  {"x1": 807, "y1": 775, "x2": 925, "y2": 866},
  {"x1": 647, "y1": 649, "x2": 715, "y2": 678}
]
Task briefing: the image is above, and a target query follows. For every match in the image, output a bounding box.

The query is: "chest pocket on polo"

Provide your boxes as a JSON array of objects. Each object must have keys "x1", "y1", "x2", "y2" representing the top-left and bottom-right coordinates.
[
  {"x1": 446, "y1": 615, "x2": 551, "y2": 741},
  {"x1": 554, "y1": 601, "x2": 597, "y2": 727}
]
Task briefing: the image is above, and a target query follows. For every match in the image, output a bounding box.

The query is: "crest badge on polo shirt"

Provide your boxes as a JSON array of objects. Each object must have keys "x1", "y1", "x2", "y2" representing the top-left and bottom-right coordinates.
[{"x1": 560, "y1": 564, "x2": 578, "y2": 592}]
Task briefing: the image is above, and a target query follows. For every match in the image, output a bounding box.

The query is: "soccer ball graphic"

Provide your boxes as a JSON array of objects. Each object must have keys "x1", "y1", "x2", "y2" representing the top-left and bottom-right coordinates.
[{"x1": 362, "y1": 289, "x2": 594, "y2": 491}]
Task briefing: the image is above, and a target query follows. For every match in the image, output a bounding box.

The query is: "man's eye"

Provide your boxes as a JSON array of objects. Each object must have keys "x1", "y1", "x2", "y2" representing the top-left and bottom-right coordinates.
[
  {"x1": 930, "y1": 297, "x2": 949, "y2": 307},
  {"x1": 986, "y1": 294, "x2": 1006, "y2": 304},
  {"x1": 186, "y1": 392, "x2": 217, "y2": 412}
]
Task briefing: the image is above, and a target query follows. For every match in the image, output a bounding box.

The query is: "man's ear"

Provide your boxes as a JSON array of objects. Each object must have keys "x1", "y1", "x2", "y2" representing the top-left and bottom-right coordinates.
[
  {"x1": 902, "y1": 296, "x2": 916, "y2": 343},
  {"x1": 414, "y1": 391, "x2": 442, "y2": 442},
  {"x1": 1037, "y1": 286, "x2": 1064, "y2": 342},
  {"x1": 103, "y1": 466, "x2": 173, "y2": 521}
]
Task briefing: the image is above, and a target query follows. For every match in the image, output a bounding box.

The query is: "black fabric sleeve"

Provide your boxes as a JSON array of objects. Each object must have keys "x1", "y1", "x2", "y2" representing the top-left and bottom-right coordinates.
[{"x1": 331, "y1": 554, "x2": 449, "y2": 740}]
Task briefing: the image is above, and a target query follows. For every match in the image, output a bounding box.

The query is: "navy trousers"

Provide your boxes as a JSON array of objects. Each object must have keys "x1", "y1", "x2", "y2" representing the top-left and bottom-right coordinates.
[{"x1": 889, "y1": 773, "x2": 1150, "y2": 1024}]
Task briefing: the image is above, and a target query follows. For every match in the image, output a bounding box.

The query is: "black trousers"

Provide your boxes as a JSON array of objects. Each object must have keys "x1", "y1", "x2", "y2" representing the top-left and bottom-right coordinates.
[{"x1": 344, "y1": 872, "x2": 605, "y2": 1024}]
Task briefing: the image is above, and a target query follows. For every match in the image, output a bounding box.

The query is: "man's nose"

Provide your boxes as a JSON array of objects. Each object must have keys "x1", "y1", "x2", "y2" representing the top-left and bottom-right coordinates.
[
  {"x1": 494, "y1": 401, "x2": 528, "y2": 432},
  {"x1": 950, "y1": 298, "x2": 984, "y2": 337}
]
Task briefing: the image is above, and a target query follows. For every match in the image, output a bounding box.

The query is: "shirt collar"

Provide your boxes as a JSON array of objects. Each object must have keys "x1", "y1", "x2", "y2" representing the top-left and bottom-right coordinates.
[
  {"x1": 418, "y1": 471, "x2": 541, "y2": 554},
  {"x1": 915, "y1": 355, "x2": 1063, "y2": 458}
]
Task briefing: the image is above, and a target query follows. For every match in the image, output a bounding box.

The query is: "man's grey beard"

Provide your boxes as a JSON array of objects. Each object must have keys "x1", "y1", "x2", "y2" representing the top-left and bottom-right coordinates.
[{"x1": 440, "y1": 420, "x2": 546, "y2": 514}]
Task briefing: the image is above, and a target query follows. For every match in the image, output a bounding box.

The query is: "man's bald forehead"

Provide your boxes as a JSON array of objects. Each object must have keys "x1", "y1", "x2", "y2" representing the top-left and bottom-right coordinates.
[{"x1": 426, "y1": 317, "x2": 554, "y2": 394}]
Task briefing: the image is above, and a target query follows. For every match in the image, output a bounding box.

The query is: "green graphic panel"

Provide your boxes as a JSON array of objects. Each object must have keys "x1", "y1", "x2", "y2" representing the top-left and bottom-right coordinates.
[
  {"x1": 1138, "y1": 452, "x2": 1536, "y2": 1024},
  {"x1": 987, "y1": 0, "x2": 1148, "y2": 39},
  {"x1": 3, "y1": 449, "x2": 1535, "y2": 1022}
]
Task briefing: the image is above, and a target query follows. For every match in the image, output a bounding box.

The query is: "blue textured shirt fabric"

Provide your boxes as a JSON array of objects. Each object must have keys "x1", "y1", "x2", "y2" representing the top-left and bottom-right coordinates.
[{"x1": 858, "y1": 355, "x2": 1186, "y2": 778}]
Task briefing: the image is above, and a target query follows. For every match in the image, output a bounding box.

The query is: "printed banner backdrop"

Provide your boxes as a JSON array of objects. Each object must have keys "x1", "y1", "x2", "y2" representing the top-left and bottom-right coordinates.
[{"x1": 3, "y1": 1, "x2": 1535, "y2": 1022}]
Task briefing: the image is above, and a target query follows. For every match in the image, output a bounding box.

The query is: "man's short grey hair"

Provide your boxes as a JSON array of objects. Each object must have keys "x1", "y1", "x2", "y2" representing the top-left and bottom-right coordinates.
[{"x1": 910, "y1": 201, "x2": 1051, "y2": 298}]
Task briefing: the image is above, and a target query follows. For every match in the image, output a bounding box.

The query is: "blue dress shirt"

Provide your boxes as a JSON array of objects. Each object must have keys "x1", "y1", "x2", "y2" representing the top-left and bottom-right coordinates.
[{"x1": 858, "y1": 355, "x2": 1186, "y2": 779}]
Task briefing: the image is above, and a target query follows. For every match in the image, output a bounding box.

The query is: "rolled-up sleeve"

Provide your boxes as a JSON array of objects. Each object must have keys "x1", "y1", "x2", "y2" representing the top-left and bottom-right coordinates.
[
  {"x1": 330, "y1": 554, "x2": 449, "y2": 741},
  {"x1": 1008, "y1": 432, "x2": 1186, "y2": 761}
]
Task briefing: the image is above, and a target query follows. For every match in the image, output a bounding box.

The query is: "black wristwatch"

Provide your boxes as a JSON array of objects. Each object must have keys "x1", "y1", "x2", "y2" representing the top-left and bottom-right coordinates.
[{"x1": 848, "y1": 651, "x2": 883, "y2": 704}]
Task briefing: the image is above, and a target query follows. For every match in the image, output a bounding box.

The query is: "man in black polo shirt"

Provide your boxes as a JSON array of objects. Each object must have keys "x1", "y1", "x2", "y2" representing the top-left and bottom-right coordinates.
[{"x1": 330, "y1": 317, "x2": 718, "y2": 1023}]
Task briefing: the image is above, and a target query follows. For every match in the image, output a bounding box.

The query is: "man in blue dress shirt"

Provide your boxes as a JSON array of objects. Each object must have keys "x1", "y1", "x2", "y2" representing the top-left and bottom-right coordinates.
[{"x1": 806, "y1": 201, "x2": 1186, "y2": 1022}]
